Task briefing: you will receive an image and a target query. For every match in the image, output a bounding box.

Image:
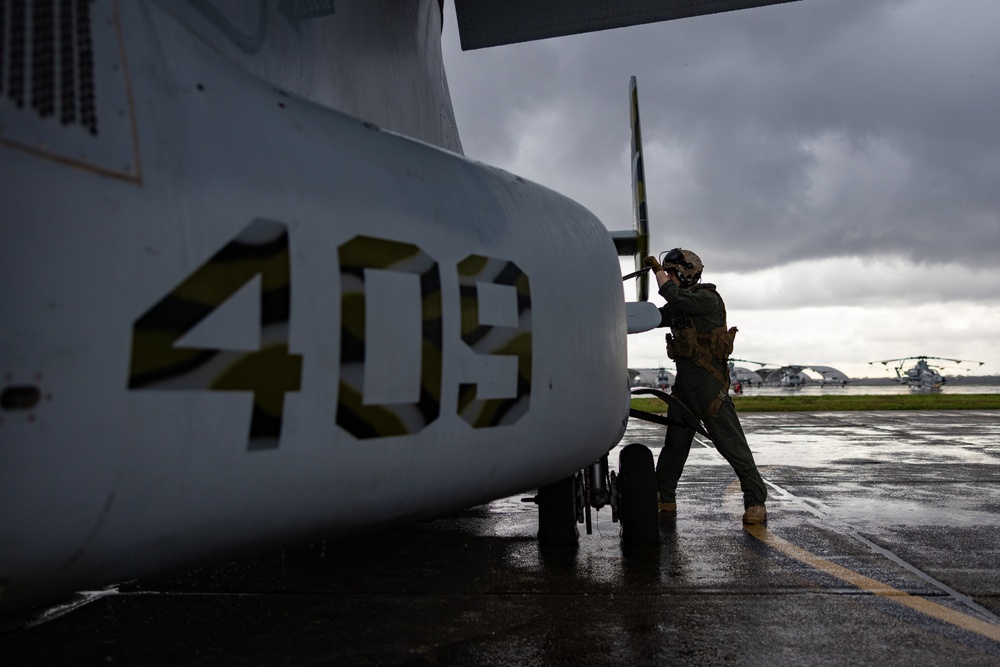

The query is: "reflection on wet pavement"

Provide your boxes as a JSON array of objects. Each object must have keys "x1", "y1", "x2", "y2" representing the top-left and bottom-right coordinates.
[{"x1": 2, "y1": 410, "x2": 999, "y2": 665}]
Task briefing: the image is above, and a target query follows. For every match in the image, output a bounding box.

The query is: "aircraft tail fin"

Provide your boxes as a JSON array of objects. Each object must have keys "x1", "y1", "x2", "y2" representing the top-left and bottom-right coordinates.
[
  {"x1": 613, "y1": 76, "x2": 651, "y2": 301},
  {"x1": 630, "y1": 76, "x2": 651, "y2": 302}
]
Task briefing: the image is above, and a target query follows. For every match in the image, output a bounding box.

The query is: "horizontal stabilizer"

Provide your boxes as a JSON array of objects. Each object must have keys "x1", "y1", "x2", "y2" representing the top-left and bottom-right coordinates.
[
  {"x1": 626, "y1": 301, "x2": 661, "y2": 334},
  {"x1": 455, "y1": 0, "x2": 801, "y2": 50}
]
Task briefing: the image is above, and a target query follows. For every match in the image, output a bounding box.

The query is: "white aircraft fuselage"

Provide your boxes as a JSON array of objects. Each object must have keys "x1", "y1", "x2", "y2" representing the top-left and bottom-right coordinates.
[{"x1": 0, "y1": 0, "x2": 630, "y2": 614}]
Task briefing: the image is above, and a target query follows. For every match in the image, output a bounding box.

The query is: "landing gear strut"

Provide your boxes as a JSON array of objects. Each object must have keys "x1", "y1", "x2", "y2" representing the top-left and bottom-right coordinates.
[{"x1": 532, "y1": 474, "x2": 580, "y2": 545}]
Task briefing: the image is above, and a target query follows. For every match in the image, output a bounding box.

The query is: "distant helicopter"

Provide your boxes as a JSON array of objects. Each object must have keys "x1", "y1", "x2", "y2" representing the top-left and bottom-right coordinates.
[
  {"x1": 727, "y1": 358, "x2": 766, "y2": 390},
  {"x1": 870, "y1": 356, "x2": 984, "y2": 392},
  {"x1": 627, "y1": 367, "x2": 674, "y2": 391},
  {"x1": 656, "y1": 367, "x2": 675, "y2": 391}
]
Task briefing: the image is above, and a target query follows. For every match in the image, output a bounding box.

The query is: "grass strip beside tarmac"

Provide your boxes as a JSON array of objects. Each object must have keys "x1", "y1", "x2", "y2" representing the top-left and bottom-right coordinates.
[{"x1": 631, "y1": 393, "x2": 1000, "y2": 413}]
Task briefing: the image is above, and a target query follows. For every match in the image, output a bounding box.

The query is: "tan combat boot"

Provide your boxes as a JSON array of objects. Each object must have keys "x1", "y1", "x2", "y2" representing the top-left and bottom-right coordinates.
[{"x1": 742, "y1": 505, "x2": 767, "y2": 525}]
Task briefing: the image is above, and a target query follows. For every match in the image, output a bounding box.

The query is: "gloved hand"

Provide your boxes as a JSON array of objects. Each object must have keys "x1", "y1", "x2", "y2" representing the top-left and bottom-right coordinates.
[{"x1": 643, "y1": 255, "x2": 662, "y2": 271}]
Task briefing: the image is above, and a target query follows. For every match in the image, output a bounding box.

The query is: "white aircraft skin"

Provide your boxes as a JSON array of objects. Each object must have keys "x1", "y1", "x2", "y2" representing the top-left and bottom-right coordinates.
[
  {"x1": 1, "y1": 0, "x2": 794, "y2": 615},
  {"x1": 0, "y1": 0, "x2": 631, "y2": 614}
]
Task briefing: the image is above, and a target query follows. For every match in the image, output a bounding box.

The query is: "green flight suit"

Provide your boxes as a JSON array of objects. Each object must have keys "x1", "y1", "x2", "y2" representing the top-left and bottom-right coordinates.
[{"x1": 656, "y1": 281, "x2": 767, "y2": 509}]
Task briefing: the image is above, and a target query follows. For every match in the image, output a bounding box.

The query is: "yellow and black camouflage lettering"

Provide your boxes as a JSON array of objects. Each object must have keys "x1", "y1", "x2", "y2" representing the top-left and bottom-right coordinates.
[
  {"x1": 336, "y1": 235, "x2": 443, "y2": 439},
  {"x1": 456, "y1": 254, "x2": 531, "y2": 428},
  {"x1": 128, "y1": 218, "x2": 302, "y2": 450}
]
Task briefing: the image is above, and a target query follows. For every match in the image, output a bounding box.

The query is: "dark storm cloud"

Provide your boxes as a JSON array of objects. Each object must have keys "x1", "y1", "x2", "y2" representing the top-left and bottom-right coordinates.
[{"x1": 443, "y1": 0, "x2": 1000, "y2": 272}]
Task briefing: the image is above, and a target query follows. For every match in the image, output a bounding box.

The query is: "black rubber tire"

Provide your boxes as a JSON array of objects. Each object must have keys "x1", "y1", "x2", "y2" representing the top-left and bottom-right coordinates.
[
  {"x1": 618, "y1": 443, "x2": 660, "y2": 545},
  {"x1": 537, "y1": 475, "x2": 579, "y2": 545}
]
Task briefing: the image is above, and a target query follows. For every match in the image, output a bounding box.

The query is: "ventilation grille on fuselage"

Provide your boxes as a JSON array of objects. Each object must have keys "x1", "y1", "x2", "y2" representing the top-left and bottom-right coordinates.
[{"x1": 1, "y1": 0, "x2": 97, "y2": 135}]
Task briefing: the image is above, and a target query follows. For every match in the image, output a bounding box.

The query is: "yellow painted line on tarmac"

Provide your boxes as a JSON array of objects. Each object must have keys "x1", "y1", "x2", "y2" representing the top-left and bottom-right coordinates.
[
  {"x1": 724, "y1": 473, "x2": 1000, "y2": 642},
  {"x1": 743, "y1": 524, "x2": 1000, "y2": 643}
]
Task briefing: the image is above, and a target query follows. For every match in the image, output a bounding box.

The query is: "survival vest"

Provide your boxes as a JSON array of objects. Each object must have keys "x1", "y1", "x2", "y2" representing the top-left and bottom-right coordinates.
[{"x1": 664, "y1": 285, "x2": 738, "y2": 417}]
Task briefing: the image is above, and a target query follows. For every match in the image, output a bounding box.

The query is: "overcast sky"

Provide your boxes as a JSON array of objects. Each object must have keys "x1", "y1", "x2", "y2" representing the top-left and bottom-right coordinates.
[{"x1": 439, "y1": 0, "x2": 1000, "y2": 379}]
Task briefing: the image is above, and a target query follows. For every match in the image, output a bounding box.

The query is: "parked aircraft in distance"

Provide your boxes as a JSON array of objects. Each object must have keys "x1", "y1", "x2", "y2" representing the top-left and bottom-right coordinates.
[
  {"x1": 629, "y1": 367, "x2": 675, "y2": 390},
  {"x1": 1, "y1": 0, "x2": 802, "y2": 615},
  {"x1": 728, "y1": 360, "x2": 764, "y2": 387},
  {"x1": 870, "y1": 356, "x2": 984, "y2": 392},
  {"x1": 731, "y1": 360, "x2": 849, "y2": 388}
]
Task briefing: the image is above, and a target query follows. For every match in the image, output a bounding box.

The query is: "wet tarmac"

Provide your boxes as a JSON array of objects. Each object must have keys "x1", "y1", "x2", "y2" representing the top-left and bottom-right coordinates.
[{"x1": 3, "y1": 410, "x2": 1000, "y2": 665}]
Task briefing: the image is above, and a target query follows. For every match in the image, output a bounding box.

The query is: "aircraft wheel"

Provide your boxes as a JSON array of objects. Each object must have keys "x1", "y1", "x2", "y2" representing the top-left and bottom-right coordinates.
[
  {"x1": 536, "y1": 475, "x2": 580, "y2": 545},
  {"x1": 618, "y1": 443, "x2": 660, "y2": 545}
]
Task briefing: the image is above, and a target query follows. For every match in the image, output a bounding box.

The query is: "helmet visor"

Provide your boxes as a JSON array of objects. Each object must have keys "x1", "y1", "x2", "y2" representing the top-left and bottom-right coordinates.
[{"x1": 661, "y1": 248, "x2": 691, "y2": 268}]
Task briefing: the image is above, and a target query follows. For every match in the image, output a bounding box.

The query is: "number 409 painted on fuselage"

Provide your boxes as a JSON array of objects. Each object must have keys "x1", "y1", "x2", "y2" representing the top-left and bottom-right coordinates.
[{"x1": 128, "y1": 219, "x2": 533, "y2": 450}]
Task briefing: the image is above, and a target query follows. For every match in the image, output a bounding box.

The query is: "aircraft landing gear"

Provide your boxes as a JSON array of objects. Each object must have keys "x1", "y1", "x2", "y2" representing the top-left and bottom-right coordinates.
[
  {"x1": 615, "y1": 443, "x2": 659, "y2": 544},
  {"x1": 526, "y1": 443, "x2": 659, "y2": 545},
  {"x1": 531, "y1": 473, "x2": 581, "y2": 545}
]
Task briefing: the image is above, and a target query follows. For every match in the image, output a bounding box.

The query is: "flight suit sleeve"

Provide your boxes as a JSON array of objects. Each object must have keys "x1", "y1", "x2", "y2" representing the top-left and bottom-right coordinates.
[
  {"x1": 656, "y1": 303, "x2": 673, "y2": 327},
  {"x1": 658, "y1": 282, "x2": 720, "y2": 316}
]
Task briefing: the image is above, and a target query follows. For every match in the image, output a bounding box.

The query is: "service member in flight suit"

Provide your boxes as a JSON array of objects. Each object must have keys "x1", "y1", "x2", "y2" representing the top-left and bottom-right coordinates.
[{"x1": 643, "y1": 249, "x2": 768, "y2": 525}]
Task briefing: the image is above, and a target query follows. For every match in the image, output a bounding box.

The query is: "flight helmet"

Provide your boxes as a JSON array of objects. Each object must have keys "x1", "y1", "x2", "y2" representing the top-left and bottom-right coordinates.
[{"x1": 659, "y1": 248, "x2": 703, "y2": 287}]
